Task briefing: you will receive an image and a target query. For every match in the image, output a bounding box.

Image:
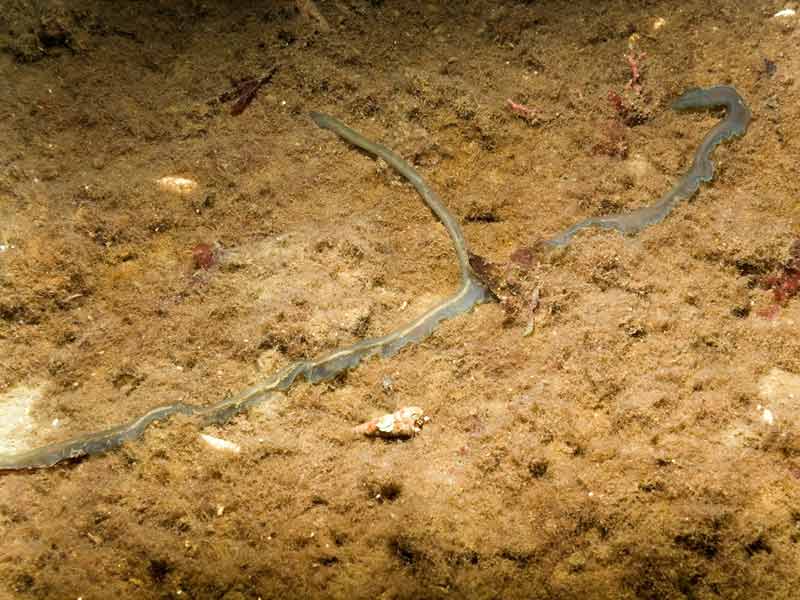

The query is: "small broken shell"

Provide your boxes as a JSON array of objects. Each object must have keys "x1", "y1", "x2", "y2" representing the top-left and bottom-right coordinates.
[{"x1": 354, "y1": 406, "x2": 429, "y2": 439}]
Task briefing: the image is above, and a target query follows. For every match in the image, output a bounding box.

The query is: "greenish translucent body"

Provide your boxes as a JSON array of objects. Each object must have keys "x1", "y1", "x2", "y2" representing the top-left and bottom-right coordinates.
[
  {"x1": 547, "y1": 86, "x2": 751, "y2": 247},
  {"x1": 0, "y1": 115, "x2": 492, "y2": 470}
]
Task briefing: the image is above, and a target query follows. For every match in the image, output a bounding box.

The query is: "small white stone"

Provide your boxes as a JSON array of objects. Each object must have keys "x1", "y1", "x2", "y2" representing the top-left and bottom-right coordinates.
[
  {"x1": 774, "y1": 8, "x2": 796, "y2": 17},
  {"x1": 653, "y1": 17, "x2": 666, "y2": 30},
  {"x1": 199, "y1": 433, "x2": 241, "y2": 454},
  {"x1": 156, "y1": 176, "x2": 198, "y2": 195},
  {"x1": 762, "y1": 408, "x2": 775, "y2": 425}
]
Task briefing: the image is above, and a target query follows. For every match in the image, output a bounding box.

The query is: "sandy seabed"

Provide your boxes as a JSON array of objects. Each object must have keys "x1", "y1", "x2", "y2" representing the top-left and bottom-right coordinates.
[{"x1": 1, "y1": 1, "x2": 800, "y2": 598}]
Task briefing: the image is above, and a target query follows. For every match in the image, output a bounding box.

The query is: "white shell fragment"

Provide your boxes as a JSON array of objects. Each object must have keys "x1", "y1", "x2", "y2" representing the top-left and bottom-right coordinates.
[
  {"x1": 157, "y1": 176, "x2": 198, "y2": 195},
  {"x1": 354, "y1": 406, "x2": 429, "y2": 439},
  {"x1": 774, "y1": 8, "x2": 796, "y2": 17},
  {"x1": 199, "y1": 433, "x2": 241, "y2": 453}
]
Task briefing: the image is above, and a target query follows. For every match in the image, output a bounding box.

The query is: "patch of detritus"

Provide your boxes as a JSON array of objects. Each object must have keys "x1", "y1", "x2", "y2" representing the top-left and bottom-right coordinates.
[
  {"x1": 365, "y1": 479, "x2": 402, "y2": 503},
  {"x1": 468, "y1": 245, "x2": 543, "y2": 329},
  {"x1": 387, "y1": 535, "x2": 429, "y2": 570},
  {"x1": 674, "y1": 530, "x2": 721, "y2": 559},
  {"x1": 528, "y1": 458, "x2": 549, "y2": 479},
  {"x1": 147, "y1": 559, "x2": 172, "y2": 583},
  {"x1": 0, "y1": 243, "x2": 95, "y2": 326}
]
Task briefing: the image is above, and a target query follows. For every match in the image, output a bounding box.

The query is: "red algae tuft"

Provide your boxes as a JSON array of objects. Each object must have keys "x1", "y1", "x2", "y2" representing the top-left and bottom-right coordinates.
[
  {"x1": 759, "y1": 240, "x2": 800, "y2": 317},
  {"x1": 191, "y1": 243, "x2": 217, "y2": 270}
]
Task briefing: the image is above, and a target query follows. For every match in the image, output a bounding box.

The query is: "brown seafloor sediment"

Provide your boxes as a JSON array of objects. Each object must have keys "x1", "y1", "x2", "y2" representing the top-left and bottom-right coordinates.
[{"x1": 1, "y1": 1, "x2": 800, "y2": 598}]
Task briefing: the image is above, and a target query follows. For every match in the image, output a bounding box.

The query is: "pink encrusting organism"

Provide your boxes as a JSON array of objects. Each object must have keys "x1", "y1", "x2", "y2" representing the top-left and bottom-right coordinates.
[
  {"x1": 506, "y1": 98, "x2": 537, "y2": 121},
  {"x1": 625, "y1": 51, "x2": 646, "y2": 94}
]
